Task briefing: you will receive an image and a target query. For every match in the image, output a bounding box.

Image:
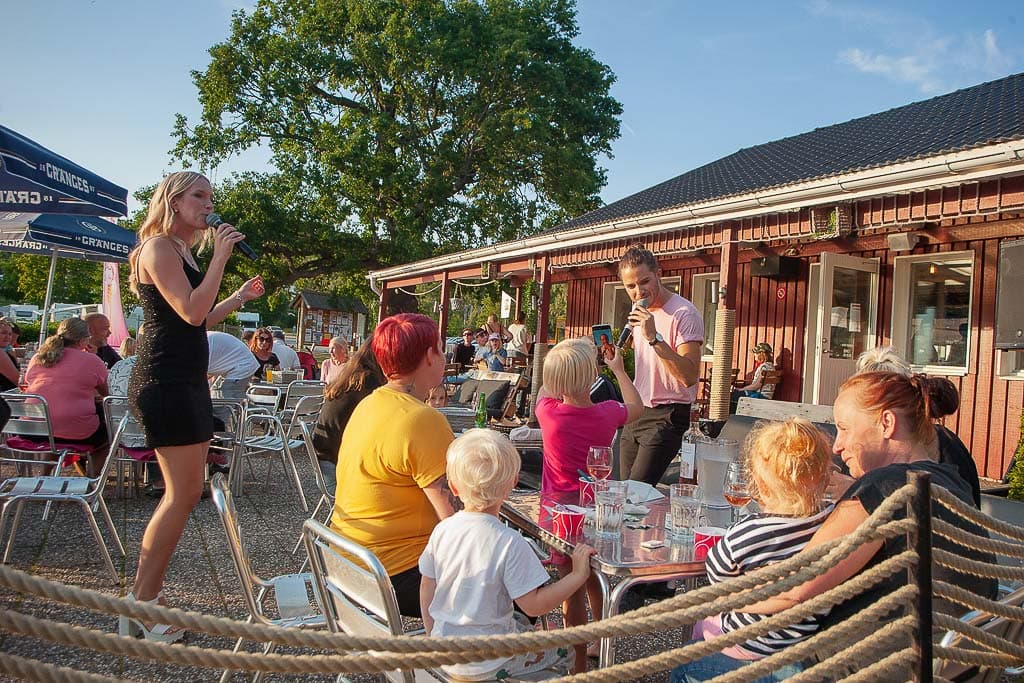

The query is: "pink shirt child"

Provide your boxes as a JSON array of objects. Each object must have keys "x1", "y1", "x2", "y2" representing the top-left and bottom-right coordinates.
[
  {"x1": 25, "y1": 348, "x2": 108, "y2": 441},
  {"x1": 535, "y1": 396, "x2": 628, "y2": 495}
]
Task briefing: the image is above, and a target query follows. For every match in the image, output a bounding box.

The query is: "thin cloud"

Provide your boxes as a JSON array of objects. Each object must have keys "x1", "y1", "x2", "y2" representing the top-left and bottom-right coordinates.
[{"x1": 839, "y1": 47, "x2": 943, "y2": 94}]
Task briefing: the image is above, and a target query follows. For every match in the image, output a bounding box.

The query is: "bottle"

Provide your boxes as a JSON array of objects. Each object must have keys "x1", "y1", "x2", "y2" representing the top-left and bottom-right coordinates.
[
  {"x1": 475, "y1": 392, "x2": 488, "y2": 428},
  {"x1": 679, "y1": 418, "x2": 701, "y2": 486}
]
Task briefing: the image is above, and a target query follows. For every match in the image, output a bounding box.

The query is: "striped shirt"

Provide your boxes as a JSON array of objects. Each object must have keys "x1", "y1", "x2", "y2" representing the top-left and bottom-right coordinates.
[{"x1": 706, "y1": 505, "x2": 834, "y2": 657}]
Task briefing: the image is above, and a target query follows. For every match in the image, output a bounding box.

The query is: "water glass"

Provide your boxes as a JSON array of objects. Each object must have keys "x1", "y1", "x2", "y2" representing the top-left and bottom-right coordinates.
[
  {"x1": 579, "y1": 476, "x2": 597, "y2": 508},
  {"x1": 594, "y1": 480, "x2": 627, "y2": 538},
  {"x1": 670, "y1": 483, "x2": 701, "y2": 540}
]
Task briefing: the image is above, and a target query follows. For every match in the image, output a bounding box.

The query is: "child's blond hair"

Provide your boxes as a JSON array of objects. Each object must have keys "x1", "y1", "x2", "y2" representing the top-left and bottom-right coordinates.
[
  {"x1": 542, "y1": 337, "x2": 597, "y2": 397},
  {"x1": 426, "y1": 384, "x2": 448, "y2": 408},
  {"x1": 744, "y1": 417, "x2": 832, "y2": 516},
  {"x1": 446, "y1": 429, "x2": 520, "y2": 510}
]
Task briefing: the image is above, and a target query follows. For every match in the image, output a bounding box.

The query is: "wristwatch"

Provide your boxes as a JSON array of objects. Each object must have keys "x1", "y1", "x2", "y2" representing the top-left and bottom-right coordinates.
[{"x1": 650, "y1": 333, "x2": 664, "y2": 347}]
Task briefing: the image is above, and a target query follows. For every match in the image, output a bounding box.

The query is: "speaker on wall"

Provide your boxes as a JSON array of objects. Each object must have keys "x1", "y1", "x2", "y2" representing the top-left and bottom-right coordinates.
[{"x1": 995, "y1": 238, "x2": 1024, "y2": 350}]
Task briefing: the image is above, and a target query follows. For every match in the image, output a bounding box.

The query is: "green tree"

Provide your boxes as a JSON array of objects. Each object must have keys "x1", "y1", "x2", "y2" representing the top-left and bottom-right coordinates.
[{"x1": 172, "y1": 0, "x2": 620, "y2": 274}]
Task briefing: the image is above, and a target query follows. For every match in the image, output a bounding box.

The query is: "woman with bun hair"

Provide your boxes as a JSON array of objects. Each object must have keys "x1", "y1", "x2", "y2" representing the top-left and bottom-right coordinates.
[{"x1": 738, "y1": 372, "x2": 995, "y2": 644}]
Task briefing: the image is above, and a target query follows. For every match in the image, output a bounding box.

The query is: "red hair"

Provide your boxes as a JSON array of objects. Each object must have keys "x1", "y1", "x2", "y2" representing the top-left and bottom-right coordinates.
[
  {"x1": 372, "y1": 313, "x2": 439, "y2": 378},
  {"x1": 837, "y1": 372, "x2": 936, "y2": 449}
]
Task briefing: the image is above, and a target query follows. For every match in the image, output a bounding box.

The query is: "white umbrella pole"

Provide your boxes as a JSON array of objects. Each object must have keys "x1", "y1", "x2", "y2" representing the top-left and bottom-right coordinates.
[{"x1": 38, "y1": 250, "x2": 58, "y2": 345}]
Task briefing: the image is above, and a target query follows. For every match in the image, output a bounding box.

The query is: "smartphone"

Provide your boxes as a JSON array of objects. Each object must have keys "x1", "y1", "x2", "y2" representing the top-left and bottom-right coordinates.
[{"x1": 591, "y1": 324, "x2": 613, "y2": 365}]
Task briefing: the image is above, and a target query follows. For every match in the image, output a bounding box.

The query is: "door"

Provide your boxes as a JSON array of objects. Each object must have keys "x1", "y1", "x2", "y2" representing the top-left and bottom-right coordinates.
[{"x1": 810, "y1": 253, "x2": 879, "y2": 405}]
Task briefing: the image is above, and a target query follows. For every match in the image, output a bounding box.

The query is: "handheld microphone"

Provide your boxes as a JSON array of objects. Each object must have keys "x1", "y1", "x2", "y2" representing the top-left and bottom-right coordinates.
[
  {"x1": 616, "y1": 297, "x2": 648, "y2": 348},
  {"x1": 205, "y1": 213, "x2": 258, "y2": 261}
]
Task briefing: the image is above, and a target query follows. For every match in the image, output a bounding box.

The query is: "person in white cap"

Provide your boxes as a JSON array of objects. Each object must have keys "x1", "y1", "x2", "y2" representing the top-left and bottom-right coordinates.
[{"x1": 477, "y1": 333, "x2": 508, "y2": 372}]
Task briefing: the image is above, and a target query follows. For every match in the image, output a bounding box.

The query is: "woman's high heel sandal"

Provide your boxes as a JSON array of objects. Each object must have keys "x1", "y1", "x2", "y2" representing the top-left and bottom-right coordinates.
[{"x1": 118, "y1": 591, "x2": 185, "y2": 643}]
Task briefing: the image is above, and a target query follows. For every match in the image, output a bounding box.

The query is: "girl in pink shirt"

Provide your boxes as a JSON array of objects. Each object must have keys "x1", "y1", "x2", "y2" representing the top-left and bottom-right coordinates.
[{"x1": 535, "y1": 337, "x2": 642, "y2": 669}]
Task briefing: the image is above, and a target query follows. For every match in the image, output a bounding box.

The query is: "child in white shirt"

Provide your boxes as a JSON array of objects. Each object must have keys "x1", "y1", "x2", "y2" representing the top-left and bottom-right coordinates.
[{"x1": 419, "y1": 429, "x2": 596, "y2": 679}]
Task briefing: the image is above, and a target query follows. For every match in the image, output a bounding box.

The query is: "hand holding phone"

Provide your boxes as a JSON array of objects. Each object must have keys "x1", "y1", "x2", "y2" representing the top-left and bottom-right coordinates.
[{"x1": 591, "y1": 324, "x2": 613, "y2": 365}]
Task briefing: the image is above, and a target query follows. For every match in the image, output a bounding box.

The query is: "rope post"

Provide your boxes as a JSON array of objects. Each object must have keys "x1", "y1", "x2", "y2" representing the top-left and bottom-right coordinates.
[{"x1": 907, "y1": 470, "x2": 934, "y2": 683}]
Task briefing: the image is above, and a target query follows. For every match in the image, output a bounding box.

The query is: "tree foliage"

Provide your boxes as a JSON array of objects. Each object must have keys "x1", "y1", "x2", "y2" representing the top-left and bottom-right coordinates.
[{"x1": 172, "y1": 0, "x2": 621, "y2": 276}]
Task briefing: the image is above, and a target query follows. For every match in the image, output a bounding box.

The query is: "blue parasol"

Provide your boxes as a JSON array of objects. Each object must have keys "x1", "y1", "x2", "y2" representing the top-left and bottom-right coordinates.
[{"x1": 0, "y1": 125, "x2": 128, "y2": 217}]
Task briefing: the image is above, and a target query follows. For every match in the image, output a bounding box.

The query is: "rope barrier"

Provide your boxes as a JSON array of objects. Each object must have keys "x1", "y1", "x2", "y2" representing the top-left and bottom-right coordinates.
[{"x1": 3, "y1": 479, "x2": 1023, "y2": 681}]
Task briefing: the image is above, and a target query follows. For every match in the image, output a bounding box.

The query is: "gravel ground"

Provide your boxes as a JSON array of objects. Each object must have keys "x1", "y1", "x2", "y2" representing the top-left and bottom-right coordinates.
[{"x1": 0, "y1": 455, "x2": 686, "y2": 682}]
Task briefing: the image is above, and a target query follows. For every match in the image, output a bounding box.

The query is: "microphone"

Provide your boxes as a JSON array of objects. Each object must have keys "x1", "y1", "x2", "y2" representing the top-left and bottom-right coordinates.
[
  {"x1": 205, "y1": 213, "x2": 258, "y2": 261},
  {"x1": 616, "y1": 297, "x2": 648, "y2": 348}
]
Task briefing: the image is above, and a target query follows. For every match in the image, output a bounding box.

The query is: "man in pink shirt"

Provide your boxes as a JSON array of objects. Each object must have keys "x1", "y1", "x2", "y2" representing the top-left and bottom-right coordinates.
[{"x1": 618, "y1": 246, "x2": 704, "y2": 484}]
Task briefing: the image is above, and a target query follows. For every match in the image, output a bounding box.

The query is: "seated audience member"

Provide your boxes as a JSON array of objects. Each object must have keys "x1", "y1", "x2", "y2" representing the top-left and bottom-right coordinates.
[
  {"x1": 855, "y1": 346, "x2": 980, "y2": 507},
  {"x1": 740, "y1": 373, "x2": 995, "y2": 640},
  {"x1": 319, "y1": 336, "x2": 349, "y2": 385},
  {"x1": 25, "y1": 317, "x2": 109, "y2": 464},
  {"x1": 451, "y1": 328, "x2": 478, "y2": 370},
  {"x1": 208, "y1": 331, "x2": 259, "y2": 403},
  {"x1": 671, "y1": 418, "x2": 834, "y2": 682},
  {"x1": 249, "y1": 327, "x2": 280, "y2": 380},
  {"x1": 477, "y1": 333, "x2": 508, "y2": 372},
  {"x1": 731, "y1": 343, "x2": 776, "y2": 405},
  {"x1": 85, "y1": 312, "x2": 122, "y2": 369},
  {"x1": 0, "y1": 320, "x2": 20, "y2": 391},
  {"x1": 312, "y1": 340, "x2": 386, "y2": 493},
  {"x1": 271, "y1": 329, "x2": 301, "y2": 371},
  {"x1": 330, "y1": 313, "x2": 454, "y2": 617},
  {"x1": 108, "y1": 328, "x2": 157, "y2": 491},
  {"x1": 119, "y1": 337, "x2": 137, "y2": 359},
  {"x1": 419, "y1": 429, "x2": 594, "y2": 678},
  {"x1": 426, "y1": 384, "x2": 448, "y2": 409}
]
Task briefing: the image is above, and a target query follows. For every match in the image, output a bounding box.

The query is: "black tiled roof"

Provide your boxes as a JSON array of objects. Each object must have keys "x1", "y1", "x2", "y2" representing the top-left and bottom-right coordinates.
[
  {"x1": 551, "y1": 72, "x2": 1024, "y2": 234},
  {"x1": 291, "y1": 290, "x2": 368, "y2": 314}
]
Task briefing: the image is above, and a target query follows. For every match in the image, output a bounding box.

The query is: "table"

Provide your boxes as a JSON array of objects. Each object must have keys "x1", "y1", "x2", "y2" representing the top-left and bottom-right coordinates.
[{"x1": 500, "y1": 488, "x2": 706, "y2": 668}]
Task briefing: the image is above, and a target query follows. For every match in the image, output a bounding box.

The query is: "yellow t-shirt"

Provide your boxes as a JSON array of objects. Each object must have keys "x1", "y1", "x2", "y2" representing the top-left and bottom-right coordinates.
[{"x1": 330, "y1": 385, "x2": 454, "y2": 575}]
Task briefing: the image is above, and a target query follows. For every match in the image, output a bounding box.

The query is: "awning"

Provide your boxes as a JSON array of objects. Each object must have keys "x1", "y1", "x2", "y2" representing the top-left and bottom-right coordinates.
[{"x1": 0, "y1": 212, "x2": 135, "y2": 263}]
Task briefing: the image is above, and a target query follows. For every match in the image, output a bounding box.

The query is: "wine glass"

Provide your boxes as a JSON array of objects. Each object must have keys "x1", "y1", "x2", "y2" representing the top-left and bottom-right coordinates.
[
  {"x1": 723, "y1": 461, "x2": 751, "y2": 523},
  {"x1": 586, "y1": 446, "x2": 613, "y2": 481}
]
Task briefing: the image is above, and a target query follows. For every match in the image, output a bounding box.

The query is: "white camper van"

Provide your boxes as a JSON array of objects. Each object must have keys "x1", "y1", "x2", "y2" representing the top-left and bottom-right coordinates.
[
  {"x1": 236, "y1": 312, "x2": 261, "y2": 334},
  {"x1": 0, "y1": 304, "x2": 39, "y2": 324}
]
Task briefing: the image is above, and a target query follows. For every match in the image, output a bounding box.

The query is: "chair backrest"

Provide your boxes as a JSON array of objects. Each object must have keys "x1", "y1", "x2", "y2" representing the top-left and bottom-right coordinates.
[
  {"x1": 101, "y1": 396, "x2": 148, "y2": 447},
  {"x1": 246, "y1": 384, "x2": 282, "y2": 411},
  {"x1": 298, "y1": 419, "x2": 333, "y2": 502},
  {"x1": 760, "y1": 370, "x2": 783, "y2": 399},
  {"x1": 936, "y1": 583, "x2": 1024, "y2": 681},
  {"x1": 1, "y1": 391, "x2": 56, "y2": 447},
  {"x1": 210, "y1": 474, "x2": 270, "y2": 624},
  {"x1": 282, "y1": 381, "x2": 326, "y2": 412},
  {"x1": 302, "y1": 519, "x2": 405, "y2": 639}
]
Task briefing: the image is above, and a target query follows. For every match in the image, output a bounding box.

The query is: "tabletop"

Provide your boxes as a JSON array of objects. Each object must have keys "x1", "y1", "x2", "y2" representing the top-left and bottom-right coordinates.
[{"x1": 501, "y1": 488, "x2": 706, "y2": 578}]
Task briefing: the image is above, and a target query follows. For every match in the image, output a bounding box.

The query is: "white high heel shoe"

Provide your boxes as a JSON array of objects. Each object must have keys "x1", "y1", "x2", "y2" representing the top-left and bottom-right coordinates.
[{"x1": 118, "y1": 591, "x2": 185, "y2": 643}]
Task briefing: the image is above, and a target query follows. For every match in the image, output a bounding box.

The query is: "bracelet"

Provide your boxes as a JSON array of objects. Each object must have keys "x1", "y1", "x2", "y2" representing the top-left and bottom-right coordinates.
[{"x1": 234, "y1": 292, "x2": 244, "y2": 306}]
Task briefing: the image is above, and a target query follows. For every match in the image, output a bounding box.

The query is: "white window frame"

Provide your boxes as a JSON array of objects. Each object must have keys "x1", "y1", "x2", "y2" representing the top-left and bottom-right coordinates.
[
  {"x1": 890, "y1": 250, "x2": 974, "y2": 377},
  {"x1": 601, "y1": 277, "x2": 681, "y2": 331},
  {"x1": 691, "y1": 272, "x2": 720, "y2": 362},
  {"x1": 998, "y1": 350, "x2": 1024, "y2": 380}
]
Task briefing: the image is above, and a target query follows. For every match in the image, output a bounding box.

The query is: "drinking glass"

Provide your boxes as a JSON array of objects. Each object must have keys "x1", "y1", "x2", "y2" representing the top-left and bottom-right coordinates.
[
  {"x1": 669, "y1": 483, "x2": 701, "y2": 541},
  {"x1": 586, "y1": 446, "x2": 613, "y2": 481},
  {"x1": 723, "y1": 461, "x2": 751, "y2": 523},
  {"x1": 594, "y1": 480, "x2": 627, "y2": 538}
]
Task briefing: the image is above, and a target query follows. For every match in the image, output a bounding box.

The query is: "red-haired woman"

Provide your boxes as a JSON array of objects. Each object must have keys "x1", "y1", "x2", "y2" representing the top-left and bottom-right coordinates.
[{"x1": 330, "y1": 313, "x2": 454, "y2": 616}]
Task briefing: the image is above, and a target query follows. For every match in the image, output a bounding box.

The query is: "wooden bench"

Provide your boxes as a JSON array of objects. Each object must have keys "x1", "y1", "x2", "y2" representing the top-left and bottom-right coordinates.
[{"x1": 723, "y1": 397, "x2": 836, "y2": 444}]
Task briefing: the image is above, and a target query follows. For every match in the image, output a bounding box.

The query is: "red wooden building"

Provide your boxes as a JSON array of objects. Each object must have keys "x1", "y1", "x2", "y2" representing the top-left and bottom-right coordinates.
[{"x1": 369, "y1": 73, "x2": 1024, "y2": 479}]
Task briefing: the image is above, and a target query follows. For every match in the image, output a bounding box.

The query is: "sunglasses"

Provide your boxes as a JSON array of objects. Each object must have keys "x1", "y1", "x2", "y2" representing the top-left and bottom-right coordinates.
[{"x1": 257, "y1": 336, "x2": 272, "y2": 342}]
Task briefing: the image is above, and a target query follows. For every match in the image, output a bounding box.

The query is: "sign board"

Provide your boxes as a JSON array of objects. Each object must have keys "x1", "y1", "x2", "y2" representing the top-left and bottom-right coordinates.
[{"x1": 500, "y1": 291, "x2": 513, "y2": 319}]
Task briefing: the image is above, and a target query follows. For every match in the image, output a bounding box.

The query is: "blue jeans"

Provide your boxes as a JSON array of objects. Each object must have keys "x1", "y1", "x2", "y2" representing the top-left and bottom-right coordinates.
[
  {"x1": 670, "y1": 642, "x2": 805, "y2": 683},
  {"x1": 317, "y1": 460, "x2": 337, "y2": 493}
]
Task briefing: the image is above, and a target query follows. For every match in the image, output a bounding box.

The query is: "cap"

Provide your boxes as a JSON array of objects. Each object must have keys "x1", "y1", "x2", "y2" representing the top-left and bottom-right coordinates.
[
  {"x1": 752, "y1": 342, "x2": 773, "y2": 355},
  {"x1": 488, "y1": 333, "x2": 501, "y2": 341}
]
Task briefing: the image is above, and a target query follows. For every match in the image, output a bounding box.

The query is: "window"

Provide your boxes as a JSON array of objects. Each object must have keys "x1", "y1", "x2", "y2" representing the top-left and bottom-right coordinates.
[
  {"x1": 691, "y1": 273, "x2": 719, "y2": 361},
  {"x1": 998, "y1": 350, "x2": 1024, "y2": 380},
  {"x1": 891, "y1": 251, "x2": 974, "y2": 374},
  {"x1": 601, "y1": 277, "x2": 681, "y2": 339}
]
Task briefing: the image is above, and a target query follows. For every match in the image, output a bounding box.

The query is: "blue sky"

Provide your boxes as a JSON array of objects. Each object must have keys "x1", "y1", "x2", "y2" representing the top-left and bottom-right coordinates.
[{"x1": 2, "y1": 1, "x2": 1021, "y2": 215}]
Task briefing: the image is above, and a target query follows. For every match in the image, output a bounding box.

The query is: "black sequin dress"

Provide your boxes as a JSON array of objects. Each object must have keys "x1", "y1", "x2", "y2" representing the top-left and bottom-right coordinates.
[{"x1": 128, "y1": 257, "x2": 213, "y2": 448}]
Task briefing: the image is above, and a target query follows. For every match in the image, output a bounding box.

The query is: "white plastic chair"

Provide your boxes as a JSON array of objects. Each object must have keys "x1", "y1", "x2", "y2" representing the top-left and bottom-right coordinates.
[
  {"x1": 210, "y1": 474, "x2": 324, "y2": 683},
  {"x1": 0, "y1": 409, "x2": 127, "y2": 583}
]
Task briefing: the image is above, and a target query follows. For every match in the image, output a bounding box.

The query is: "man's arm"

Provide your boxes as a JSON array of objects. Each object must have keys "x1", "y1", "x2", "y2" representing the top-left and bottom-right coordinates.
[
  {"x1": 654, "y1": 339, "x2": 702, "y2": 387},
  {"x1": 422, "y1": 474, "x2": 459, "y2": 519}
]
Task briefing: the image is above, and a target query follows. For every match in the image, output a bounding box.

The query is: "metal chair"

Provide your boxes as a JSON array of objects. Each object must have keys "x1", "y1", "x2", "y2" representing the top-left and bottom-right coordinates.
[
  {"x1": 302, "y1": 519, "x2": 440, "y2": 683},
  {"x1": 233, "y1": 394, "x2": 323, "y2": 511},
  {"x1": 935, "y1": 582, "x2": 1024, "y2": 682},
  {"x1": 278, "y1": 380, "x2": 326, "y2": 424},
  {"x1": 291, "y1": 418, "x2": 334, "y2": 561},
  {"x1": 210, "y1": 474, "x2": 324, "y2": 683},
  {"x1": 102, "y1": 395, "x2": 155, "y2": 499},
  {"x1": 0, "y1": 410, "x2": 127, "y2": 583},
  {"x1": 0, "y1": 391, "x2": 93, "y2": 478}
]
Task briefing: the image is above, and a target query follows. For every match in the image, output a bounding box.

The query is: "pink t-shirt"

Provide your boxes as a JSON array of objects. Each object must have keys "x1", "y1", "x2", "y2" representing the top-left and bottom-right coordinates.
[
  {"x1": 535, "y1": 396, "x2": 627, "y2": 495},
  {"x1": 25, "y1": 348, "x2": 108, "y2": 441},
  {"x1": 631, "y1": 292, "x2": 704, "y2": 406}
]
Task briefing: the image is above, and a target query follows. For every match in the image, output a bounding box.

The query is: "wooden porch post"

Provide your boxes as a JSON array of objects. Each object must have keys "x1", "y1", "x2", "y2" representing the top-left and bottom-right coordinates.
[
  {"x1": 531, "y1": 256, "x2": 552, "y2": 414},
  {"x1": 438, "y1": 272, "x2": 451, "y2": 344},
  {"x1": 296, "y1": 299, "x2": 305, "y2": 350},
  {"x1": 709, "y1": 223, "x2": 739, "y2": 422},
  {"x1": 378, "y1": 284, "x2": 390, "y2": 325}
]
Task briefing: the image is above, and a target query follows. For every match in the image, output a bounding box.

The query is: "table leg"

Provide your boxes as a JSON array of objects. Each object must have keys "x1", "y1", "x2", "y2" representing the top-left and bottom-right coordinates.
[{"x1": 598, "y1": 576, "x2": 640, "y2": 668}]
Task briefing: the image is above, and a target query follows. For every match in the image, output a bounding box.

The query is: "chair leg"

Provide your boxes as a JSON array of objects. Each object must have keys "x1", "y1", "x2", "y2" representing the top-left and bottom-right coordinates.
[
  {"x1": 79, "y1": 500, "x2": 119, "y2": 584},
  {"x1": 2, "y1": 499, "x2": 26, "y2": 563},
  {"x1": 252, "y1": 641, "x2": 277, "y2": 683},
  {"x1": 219, "y1": 636, "x2": 246, "y2": 683},
  {"x1": 282, "y1": 444, "x2": 308, "y2": 512},
  {"x1": 292, "y1": 495, "x2": 328, "y2": 556},
  {"x1": 95, "y1": 497, "x2": 126, "y2": 556}
]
